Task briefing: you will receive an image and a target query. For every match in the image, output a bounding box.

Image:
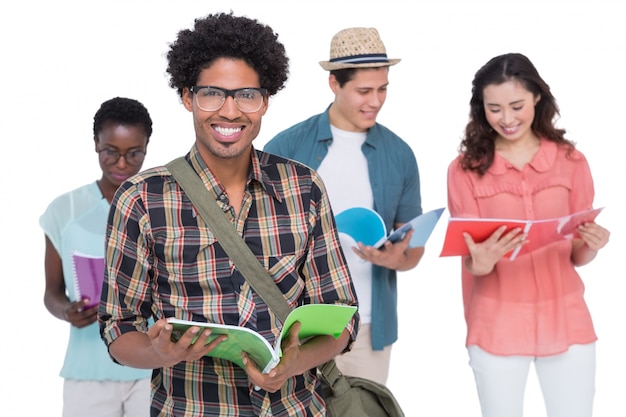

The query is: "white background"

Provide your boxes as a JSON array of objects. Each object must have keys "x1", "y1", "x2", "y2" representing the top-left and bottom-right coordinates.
[{"x1": 1, "y1": 1, "x2": 624, "y2": 415}]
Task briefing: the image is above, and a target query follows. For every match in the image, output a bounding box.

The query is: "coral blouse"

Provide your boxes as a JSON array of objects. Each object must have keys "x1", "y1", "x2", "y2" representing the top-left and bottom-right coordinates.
[{"x1": 447, "y1": 139, "x2": 597, "y2": 356}]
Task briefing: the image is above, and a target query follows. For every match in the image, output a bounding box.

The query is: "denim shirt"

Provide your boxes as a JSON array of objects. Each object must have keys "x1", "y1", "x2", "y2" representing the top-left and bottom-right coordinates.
[{"x1": 265, "y1": 105, "x2": 422, "y2": 349}]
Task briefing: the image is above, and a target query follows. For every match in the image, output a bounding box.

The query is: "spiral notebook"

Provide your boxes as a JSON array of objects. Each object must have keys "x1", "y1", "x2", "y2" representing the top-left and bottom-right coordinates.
[{"x1": 70, "y1": 251, "x2": 105, "y2": 308}]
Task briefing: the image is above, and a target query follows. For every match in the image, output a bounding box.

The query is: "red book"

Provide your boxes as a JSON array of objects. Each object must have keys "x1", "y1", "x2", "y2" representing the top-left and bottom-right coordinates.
[{"x1": 439, "y1": 207, "x2": 604, "y2": 260}]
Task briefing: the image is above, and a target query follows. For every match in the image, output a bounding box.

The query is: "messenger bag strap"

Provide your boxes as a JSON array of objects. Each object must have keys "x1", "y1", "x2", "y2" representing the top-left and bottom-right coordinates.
[
  {"x1": 165, "y1": 156, "x2": 292, "y2": 321},
  {"x1": 165, "y1": 156, "x2": 343, "y2": 386}
]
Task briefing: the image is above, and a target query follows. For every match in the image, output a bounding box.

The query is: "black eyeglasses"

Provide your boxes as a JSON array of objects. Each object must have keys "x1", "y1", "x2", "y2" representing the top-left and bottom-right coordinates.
[
  {"x1": 97, "y1": 148, "x2": 146, "y2": 166},
  {"x1": 190, "y1": 86, "x2": 268, "y2": 113}
]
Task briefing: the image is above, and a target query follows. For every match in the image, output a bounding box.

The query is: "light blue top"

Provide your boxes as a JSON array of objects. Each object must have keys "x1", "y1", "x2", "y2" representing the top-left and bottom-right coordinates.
[
  {"x1": 39, "y1": 181, "x2": 152, "y2": 381},
  {"x1": 264, "y1": 106, "x2": 422, "y2": 350}
]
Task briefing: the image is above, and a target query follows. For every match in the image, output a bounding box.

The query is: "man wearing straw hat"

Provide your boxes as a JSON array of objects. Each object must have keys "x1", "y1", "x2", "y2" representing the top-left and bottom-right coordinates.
[{"x1": 265, "y1": 27, "x2": 423, "y2": 385}]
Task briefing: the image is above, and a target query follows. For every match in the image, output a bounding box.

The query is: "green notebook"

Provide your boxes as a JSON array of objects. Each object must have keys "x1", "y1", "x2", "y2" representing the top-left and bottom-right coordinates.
[{"x1": 168, "y1": 303, "x2": 357, "y2": 373}]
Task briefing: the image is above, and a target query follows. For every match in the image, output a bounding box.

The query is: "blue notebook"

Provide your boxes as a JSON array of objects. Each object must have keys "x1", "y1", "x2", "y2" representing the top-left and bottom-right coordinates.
[{"x1": 335, "y1": 207, "x2": 445, "y2": 249}]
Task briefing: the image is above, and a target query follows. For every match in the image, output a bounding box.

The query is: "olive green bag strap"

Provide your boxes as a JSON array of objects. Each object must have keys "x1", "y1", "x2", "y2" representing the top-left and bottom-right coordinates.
[
  {"x1": 166, "y1": 156, "x2": 382, "y2": 413},
  {"x1": 165, "y1": 157, "x2": 292, "y2": 321}
]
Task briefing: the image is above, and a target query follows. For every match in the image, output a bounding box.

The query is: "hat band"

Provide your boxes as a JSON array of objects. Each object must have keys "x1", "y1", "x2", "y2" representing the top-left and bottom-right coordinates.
[{"x1": 329, "y1": 53, "x2": 390, "y2": 65}]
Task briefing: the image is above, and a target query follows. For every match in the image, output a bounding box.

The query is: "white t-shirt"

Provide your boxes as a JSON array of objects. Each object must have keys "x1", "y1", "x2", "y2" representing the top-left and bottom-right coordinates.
[{"x1": 317, "y1": 126, "x2": 373, "y2": 323}]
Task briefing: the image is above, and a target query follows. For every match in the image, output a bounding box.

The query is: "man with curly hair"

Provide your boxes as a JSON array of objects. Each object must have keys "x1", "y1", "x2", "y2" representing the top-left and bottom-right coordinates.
[{"x1": 99, "y1": 12, "x2": 359, "y2": 416}]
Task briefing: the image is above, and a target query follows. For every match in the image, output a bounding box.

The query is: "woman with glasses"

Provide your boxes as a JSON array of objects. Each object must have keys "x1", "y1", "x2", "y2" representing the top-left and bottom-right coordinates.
[{"x1": 39, "y1": 97, "x2": 153, "y2": 417}]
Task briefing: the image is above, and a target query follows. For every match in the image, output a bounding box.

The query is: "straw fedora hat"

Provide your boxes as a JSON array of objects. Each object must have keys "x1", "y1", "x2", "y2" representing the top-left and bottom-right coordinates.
[{"x1": 319, "y1": 27, "x2": 401, "y2": 71}]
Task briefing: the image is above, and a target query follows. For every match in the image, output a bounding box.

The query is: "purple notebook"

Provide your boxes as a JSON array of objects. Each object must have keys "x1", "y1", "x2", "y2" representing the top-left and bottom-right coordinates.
[{"x1": 71, "y1": 252, "x2": 105, "y2": 308}]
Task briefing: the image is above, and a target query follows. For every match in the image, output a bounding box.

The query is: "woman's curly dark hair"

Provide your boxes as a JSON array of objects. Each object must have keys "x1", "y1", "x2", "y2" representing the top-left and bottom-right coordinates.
[
  {"x1": 93, "y1": 97, "x2": 153, "y2": 142},
  {"x1": 166, "y1": 12, "x2": 289, "y2": 98},
  {"x1": 460, "y1": 53, "x2": 574, "y2": 176}
]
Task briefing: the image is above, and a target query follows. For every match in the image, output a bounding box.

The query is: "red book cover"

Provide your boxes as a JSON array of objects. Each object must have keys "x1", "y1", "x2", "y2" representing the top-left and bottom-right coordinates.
[
  {"x1": 439, "y1": 207, "x2": 604, "y2": 260},
  {"x1": 439, "y1": 218, "x2": 529, "y2": 258}
]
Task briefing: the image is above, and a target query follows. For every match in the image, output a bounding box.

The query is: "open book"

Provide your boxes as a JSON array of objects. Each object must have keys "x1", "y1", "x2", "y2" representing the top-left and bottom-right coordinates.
[
  {"x1": 439, "y1": 207, "x2": 604, "y2": 260},
  {"x1": 335, "y1": 207, "x2": 445, "y2": 249},
  {"x1": 70, "y1": 251, "x2": 105, "y2": 308},
  {"x1": 167, "y1": 303, "x2": 357, "y2": 373}
]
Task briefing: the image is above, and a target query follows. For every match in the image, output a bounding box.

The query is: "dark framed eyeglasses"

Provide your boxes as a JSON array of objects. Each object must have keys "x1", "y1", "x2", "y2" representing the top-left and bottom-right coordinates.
[
  {"x1": 190, "y1": 86, "x2": 268, "y2": 113},
  {"x1": 97, "y1": 148, "x2": 146, "y2": 166}
]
